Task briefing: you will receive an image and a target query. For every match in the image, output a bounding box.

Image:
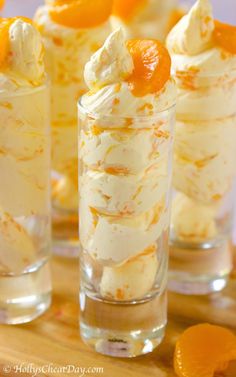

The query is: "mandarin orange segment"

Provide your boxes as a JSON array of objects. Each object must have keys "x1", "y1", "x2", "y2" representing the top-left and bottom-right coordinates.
[
  {"x1": 49, "y1": 0, "x2": 113, "y2": 29},
  {"x1": 126, "y1": 39, "x2": 171, "y2": 97},
  {"x1": 214, "y1": 20, "x2": 236, "y2": 54},
  {"x1": 112, "y1": 0, "x2": 146, "y2": 21},
  {"x1": 174, "y1": 324, "x2": 236, "y2": 377}
]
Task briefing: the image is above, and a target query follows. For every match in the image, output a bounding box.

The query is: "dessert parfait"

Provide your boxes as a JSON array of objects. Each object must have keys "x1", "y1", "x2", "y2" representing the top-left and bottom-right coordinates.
[
  {"x1": 0, "y1": 17, "x2": 51, "y2": 323},
  {"x1": 112, "y1": 0, "x2": 185, "y2": 41},
  {"x1": 78, "y1": 28, "x2": 176, "y2": 357},
  {"x1": 167, "y1": 0, "x2": 236, "y2": 294},
  {"x1": 34, "y1": 0, "x2": 112, "y2": 256}
]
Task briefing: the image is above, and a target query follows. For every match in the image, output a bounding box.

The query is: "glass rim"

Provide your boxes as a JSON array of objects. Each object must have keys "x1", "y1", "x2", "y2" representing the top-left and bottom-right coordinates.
[
  {"x1": 0, "y1": 77, "x2": 50, "y2": 99},
  {"x1": 78, "y1": 97, "x2": 176, "y2": 121}
]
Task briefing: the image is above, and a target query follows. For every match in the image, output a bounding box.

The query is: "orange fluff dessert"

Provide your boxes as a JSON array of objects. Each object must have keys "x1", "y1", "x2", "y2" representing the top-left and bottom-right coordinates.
[
  {"x1": 34, "y1": 0, "x2": 112, "y2": 212},
  {"x1": 79, "y1": 29, "x2": 176, "y2": 300},
  {"x1": 0, "y1": 17, "x2": 50, "y2": 274},
  {"x1": 166, "y1": 0, "x2": 236, "y2": 293},
  {"x1": 112, "y1": 0, "x2": 185, "y2": 41}
]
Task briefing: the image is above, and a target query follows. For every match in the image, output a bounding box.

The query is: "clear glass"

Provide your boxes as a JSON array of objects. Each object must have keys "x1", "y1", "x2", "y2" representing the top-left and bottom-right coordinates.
[
  {"x1": 78, "y1": 101, "x2": 175, "y2": 357},
  {"x1": 169, "y1": 70, "x2": 236, "y2": 294},
  {"x1": 0, "y1": 83, "x2": 52, "y2": 324}
]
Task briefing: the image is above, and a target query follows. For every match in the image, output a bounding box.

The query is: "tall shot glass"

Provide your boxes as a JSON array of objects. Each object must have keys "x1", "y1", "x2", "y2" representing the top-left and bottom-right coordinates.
[
  {"x1": 169, "y1": 70, "x2": 236, "y2": 295},
  {"x1": 0, "y1": 83, "x2": 52, "y2": 324},
  {"x1": 78, "y1": 101, "x2": 175, "y2": 357}
]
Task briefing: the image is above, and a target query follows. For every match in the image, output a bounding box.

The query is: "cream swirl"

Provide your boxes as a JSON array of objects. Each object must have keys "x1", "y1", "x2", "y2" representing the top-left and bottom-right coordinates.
[
  {"x1": 0, "y1": 19, "x2": 45, "y2": 93},
  {"x1": 82, "y1": 28, "x2": 176, "y2": 117},
  {"x1": 166, "y1": 0, "x2": 236, "y2": 74}
]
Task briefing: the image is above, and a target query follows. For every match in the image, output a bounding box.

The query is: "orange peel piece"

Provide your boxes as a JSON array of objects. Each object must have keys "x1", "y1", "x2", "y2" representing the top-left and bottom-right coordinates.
[
  {"x1": 214, "y1": 20, "x2": 236, "y2": 54},
  {"x1": 174, "y1": 323, "x2": 236, "y2": 377},
  {"x1": 49, "y1": 0, "x2": 113, "y2": 29},
  {"x1": 126, "y1": 39, "x2": 171, "y2": 97},
  {"x1": 112, "y1": 0, "x2": 146, "y2": 21}
]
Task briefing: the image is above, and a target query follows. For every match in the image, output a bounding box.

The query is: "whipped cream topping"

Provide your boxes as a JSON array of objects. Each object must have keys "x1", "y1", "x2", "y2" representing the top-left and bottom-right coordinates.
[
  {"x1": 0, "y1": 19, "x2": 45, "y2": 93},
  {"x1": 82, "y1": 29, "x2": 176, "y2": 117},
  {"x1": 79, "y1": 29, "x2": 175, "y2": 299},
  {"x1": 166, "y1": 0, "x2": 236, "y2": 74}
]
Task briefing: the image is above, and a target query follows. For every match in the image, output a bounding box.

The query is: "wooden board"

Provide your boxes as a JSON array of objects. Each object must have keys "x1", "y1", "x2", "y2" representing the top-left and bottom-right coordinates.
[{"x1": 0, "y1": 254, "x2": 236, "y2": 377}]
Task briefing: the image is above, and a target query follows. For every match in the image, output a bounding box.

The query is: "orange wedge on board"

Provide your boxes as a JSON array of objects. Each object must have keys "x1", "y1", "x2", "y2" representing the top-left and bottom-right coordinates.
[{"x1": 174, "y1": 324, "x2": 236, "y2": 377}]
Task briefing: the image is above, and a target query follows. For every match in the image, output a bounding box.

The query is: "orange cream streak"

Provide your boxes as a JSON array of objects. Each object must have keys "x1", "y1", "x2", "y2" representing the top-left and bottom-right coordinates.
[
  {"x1": 112, "y1": 0, "x2": 147, "y2": 21},
  {"x1": 214, "y1": 20, "x2": 236, "y2": 54},
  {"x1": 0, "y1": 17, "x2": 32, "y2": 68},
  {"x1": 49, "y1": 0, "x2": 112, "y2": 29},
  {"x1": 126, "y1": 39, "x2": 171, "y2": 97}
]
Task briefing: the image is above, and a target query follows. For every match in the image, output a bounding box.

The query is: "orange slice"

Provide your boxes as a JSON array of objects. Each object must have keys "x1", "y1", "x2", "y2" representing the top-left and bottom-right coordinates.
[
  {"x1": 112, "y1": 0, "x2": 146, "y2": 21},
  {"x1": 0, "y1": 17, "x2": 32, "y2": 68},
  {"x1": 214, "y1": 20, "x2": 236, "y2": 54},
  {"x1": 126, "y1": 39, "x2": 171, "y2": 97},
  {"x1": 49, "y1": 0, "x2": 113, "y2": 29},
  {"x1": 174, "y1": 324, "x2": 236, "y2": 377}
]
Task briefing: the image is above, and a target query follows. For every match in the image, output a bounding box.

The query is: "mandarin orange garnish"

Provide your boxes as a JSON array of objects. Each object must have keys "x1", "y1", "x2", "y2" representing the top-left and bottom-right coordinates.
[
  {"x1": 112, "y1": 0, "x2": 146, "y2": 21},
  {"x1": 126, "y1": 39, "x2": 171, "y2": 97},
  {"x1": 49, "y1": 0, "x2": 113, "y2": 29},
  {"x1": 174, "y1": 324, "x2": 236, "y2": 377},
  {"x1": 214, "y1": 20, "x2": 236, "y2": 54}
]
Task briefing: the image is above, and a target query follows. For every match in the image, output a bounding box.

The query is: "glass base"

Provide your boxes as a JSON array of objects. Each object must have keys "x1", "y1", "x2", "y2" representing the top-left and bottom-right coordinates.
[
  {"x1": 0, "y1": 262, "x2": 51, "y2": 324},
  {"x1": 52, "y1": 206, "x2": 79, "y2": 258},
  {"x1": 169, "y1": 240, "x2": 232, "y2": 295},
  {"x1": 79, "y1": 289, "x2": 167, "y2": 357},
  {"x1": 80, "y1": 322, "x2": 165, "y2": 358},
  {"x1": 168, "y1": 272, "x2": 229, "y2": 295}
]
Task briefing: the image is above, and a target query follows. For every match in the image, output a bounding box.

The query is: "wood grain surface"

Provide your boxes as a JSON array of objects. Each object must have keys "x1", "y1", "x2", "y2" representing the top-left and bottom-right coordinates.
[{"x1": 0, "y1": 254, "x2": 236, "y2": 377}]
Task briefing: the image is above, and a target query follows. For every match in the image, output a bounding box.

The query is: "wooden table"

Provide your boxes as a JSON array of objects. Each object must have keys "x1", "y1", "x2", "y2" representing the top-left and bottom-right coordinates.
[{"x1": 0, "y1": 255, "x2": 236, "y2": 377}]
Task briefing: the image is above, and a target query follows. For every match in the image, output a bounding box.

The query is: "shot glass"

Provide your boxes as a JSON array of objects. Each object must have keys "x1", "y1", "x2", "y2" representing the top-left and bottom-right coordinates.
[
  {"x1": 0, "y1": 83, "x2": 52, "y2": 324},
  {"x1": 169, "y1": 70, "x2": 236, "y2": 295},
  {"x1": 78, "y1": 101, "x2": 175, "y2": 357}
]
